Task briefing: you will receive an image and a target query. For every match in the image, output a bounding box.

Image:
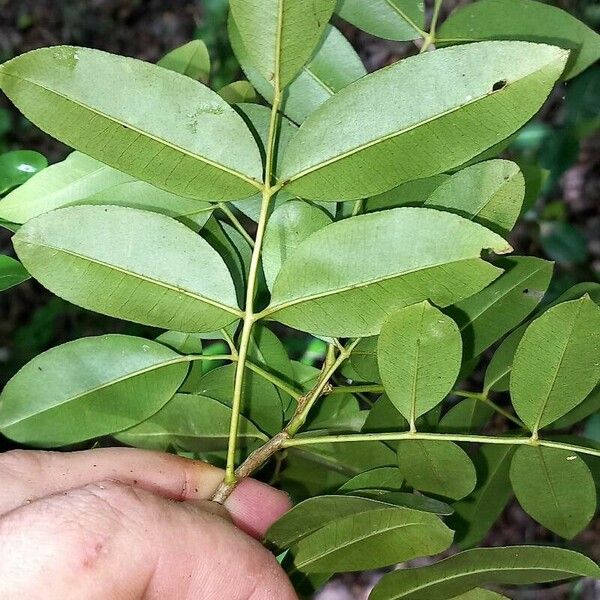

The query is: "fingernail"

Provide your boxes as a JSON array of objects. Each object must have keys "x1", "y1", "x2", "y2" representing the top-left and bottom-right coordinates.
[{"x1": 225, "y1": 479, "x2": 292, "y2": 540}]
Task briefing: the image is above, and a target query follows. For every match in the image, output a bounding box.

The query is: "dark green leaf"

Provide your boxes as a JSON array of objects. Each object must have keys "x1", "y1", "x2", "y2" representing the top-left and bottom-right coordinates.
[
  {"x1": 350, "y1": 336, "x2": 380, "y2": 383},
  {"x1": 364, "y1": 175, "x2": 449, "y2": 213},
  {"x1": 0, "y1": 255, "x2": 30, "y2": 291},
  {"x1": 338, "y1": 466, "x2": 404, "y2": 494},
  {"x1": 438, "y1": 398, "x2": 494, "y2": 434},
  {"x1": 158, "y1": 40, "x2": 210, "y2": 83},
  {"x1": 370, "y1": 546, "x2": 600, "y2": 600},
  {"x1": 218, "y1": 80, "x2": 257, "y2": 104},
  {"x1": 0, "y1": 149, "x2": 47, "y2": 193},
  {"x1": 540, "y1": 221, "x2": 588, "y2": 265}
]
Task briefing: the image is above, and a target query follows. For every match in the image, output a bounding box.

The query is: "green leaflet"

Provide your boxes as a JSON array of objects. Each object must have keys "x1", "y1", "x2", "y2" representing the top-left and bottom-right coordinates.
[
  {"x1": 510, "y1": 445, "x2": 596, "y2": 539},
  {"x1": 262, "y1": 200, "x2": 332, "y2": 291},
  {"x1": 278, "y1": 41, "x2": 568, "y2": 201},
  {"x1": 217, "y1": 80, "x2": 257, "y2": 104},
  {"x1": 424, "y1": 160, "x2": 525, "y2": 236},
  {"x1": 370, "y1": 546, "x2": 600, "y2": 600},
  {"x1": 289, "y1": 505, "x2": 453, "y2": 572},
  {"x1": 510, "y1": 296, "x2": 600, "y2": 432},
  {"x1": 438, "y1": 398, "x2": 494, "y2": 434},
  {"x1": 438, "y1": 0, "x2": 600, "y2": 80},
  {"x1": 396, "y1": 440, "x2": 477, "y2": 500},
  {"x1": 115, "y1": 393, "x2": 267, "y2": 452},
  {"x1": 13, "y1": 205, "x2": 241, "y2": 332},
  {"x1": 337, "y1": 466, "x2": 404, "y2": 494},
  {"x1": 0, "y1": 335, "x2": 188, "y2": 446},
  {"x1": 264, "y1": 207, "x2": 510, "y2": 337},
  {"x1": 0, "y1": 152, "x2": 134, "y2": 224},
  {"x1": 350, "y1": 336, "x2": 380, "y2": 383},
  {"x1": 157, "y1": 40, "x2": 210, "y2": 83},
  {"x1": 448, "y1": 591, "x2": 507, "y2": 600},
  {"x1": 484, "y1": 281, "x2": 600, "y2": 393},
  {"x1": 266, "y1": 494, "x2": 399, "y2": 551},
  {"x1": 451, "y1": 445, "x2": 514, "y2": 549},
  {"x1": 446, "y1": 256, "x2": 553, "y2": 360},
  {"x1": 190, "y1": 364, "x2": 283, "y2": 435},
  {"x1": 229, "y1": 0, "x2": 336, "y2": 89},
  {"x1": 337, "y1": 0, "x2": 424, "y2": 41},
  {"x1": 0, "y1": 149, "x2": 47, "y2": 194},
  {"x1": 553, "y1": 385, "x2": 600, "y2": 429},
  {"x1": 378, "y1": 302, "x2": 462, "y2": 425},
  {"x1": 381, "y1": 492, "x2": 454, "y2": 516},
  {"x1": 0, "y1": 255, "x2": 30, "y2": 291},
  {"x1": 230, "y1": 22, "x2": 366, "y2": 124},
  {"x1": 364, "y1": 175, "x2": 450, "y2": 213},
  {"x1": 0, "y1": 47, "x2": 262, "y2": 200}
]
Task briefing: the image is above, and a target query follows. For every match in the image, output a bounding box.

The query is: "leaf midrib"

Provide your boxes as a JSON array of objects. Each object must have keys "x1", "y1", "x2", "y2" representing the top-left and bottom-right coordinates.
[
  {"x1": 17, "y1": 239, "x2": 242, "y2": 317},
  {"x1": 2, "y1": 355, "x2": 190, "y2": 427},
  {"x1": 266, "y1": 256, "x2": 501, "y2": 317},
  {"x1": 280, "y1": 55, "x2": 562, "y2": 184},
  {"x1": 0, "y1": 71, "x2": 262, "y2": 190},
  {"x1": 296, "y1": 518, "x2": 427, "y2": 569}
]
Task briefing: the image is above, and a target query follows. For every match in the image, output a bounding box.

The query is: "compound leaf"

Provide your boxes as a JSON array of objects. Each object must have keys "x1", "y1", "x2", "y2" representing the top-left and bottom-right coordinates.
[{"x1": 0, "y1": 255, "x2": 30, "y2": 291}]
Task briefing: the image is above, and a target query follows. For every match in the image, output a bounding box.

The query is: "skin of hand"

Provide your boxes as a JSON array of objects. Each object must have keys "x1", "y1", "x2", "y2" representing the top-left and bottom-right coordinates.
[{"x1": 0, "y1": 447, "x2": 298, "y2": 600}]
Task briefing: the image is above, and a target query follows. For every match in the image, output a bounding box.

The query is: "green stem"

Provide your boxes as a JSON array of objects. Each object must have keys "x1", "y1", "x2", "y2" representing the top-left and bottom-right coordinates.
[
  {"x1": 223, "y1": 89, "x2": 282, "y2": 486},
  {"x1": 218, "y1": 202, "x2": 255, "y2": 248},
  {"x1": 286, "y1": 339, "x2": 360, "y2": 436},
  {"x1": 351, "y1": 199, "x2": 364, "y2": 217},
  {"x1": 327, "y1": 384, "x2": 385, "y2": 395},
  {"x1": 420, "y1": 0, "x2": 443, "y2": 53},
  {"x1": 454, "y1": 390, "x2": 524, "y2": 428},
  {"x1": 282, "y1": 431, "x2": 600, "y2": 458},
  {"x1": 245, "y1": 361, "x2": 303, "y2": 401}
]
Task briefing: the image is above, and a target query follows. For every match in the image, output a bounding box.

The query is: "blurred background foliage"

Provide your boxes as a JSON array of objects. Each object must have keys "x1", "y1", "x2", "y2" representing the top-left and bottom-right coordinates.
[{"x1": 0, "y1": 1, "x2": 598, "y2": 598}]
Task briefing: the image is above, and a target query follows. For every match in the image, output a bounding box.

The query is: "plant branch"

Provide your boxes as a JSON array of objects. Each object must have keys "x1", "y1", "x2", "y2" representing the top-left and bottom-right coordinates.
[
  {"x1": 218, "y1": 202, "x2": 255, "y2": 248},
  {"x1": 281, "y1": 431, "x2": 600, "y2": 458},
  {"x1": 245, "y1": 361, "x2": 303, "y2": 401},
  {"x1": 453, "y1": 390, "x2": 525, "y2": 427},
  {"x1": 420, "y1": 0, "x2": 443, "y2": 53},
  {"x1": 327, "y1": 384, "x2": 384, "y2": 395},
  {"x1": 211, "y1": 340, "x2": 358, "y2": 502},
  {"x1": 221, "y1": 88, "x2": 282, "y2": 486}
]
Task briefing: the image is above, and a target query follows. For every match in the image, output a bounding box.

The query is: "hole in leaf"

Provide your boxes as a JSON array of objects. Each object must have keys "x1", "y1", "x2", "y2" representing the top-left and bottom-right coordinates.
[
  {"x1": 492, "y1": 80, "x2": 507, "y2": 92},
  {"x1": 523, "y1": 288, "x2": 529, "y2": 294}
]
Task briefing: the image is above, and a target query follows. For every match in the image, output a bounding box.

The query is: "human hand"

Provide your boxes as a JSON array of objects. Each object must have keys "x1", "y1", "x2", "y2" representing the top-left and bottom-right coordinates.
[{"x1": 0, "y1": 448, "x2": 297, "y2": 599}]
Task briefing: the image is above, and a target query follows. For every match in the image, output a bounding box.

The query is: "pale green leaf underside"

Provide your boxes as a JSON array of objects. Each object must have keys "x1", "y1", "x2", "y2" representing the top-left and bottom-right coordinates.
[
  {"x1": 230, "y1": 22, "x2": 366, "y2": 124},
  {"x1": 0, "y1": 46, "x2": 262, "y2": 200},
  {"x1": 379, "y1": 301, "x2": 462, "y2": 423},
  {"x1": 447, "y1": 256, "x2": 553, "y2": 359},
  {"x1": 396, "y1": 439, "x2": 477, "y2": 500},
  {"x1": 510, "y1": 296, "x2": 600, "y2": 432},
  {"x1": 278, "y1": 41, "x2": 568, "y2": 201},
  {"x1": 262, "y1": 200, "x2": 332, "y2": 291},
  {"x1": 438, "y1": 0, "x2": 600, "y2": 80},
  {"x1": 115, "y1": 393, "x2": 268, "y2": 452},
  {"x1": 337, "y1": 0, "x2": 424, "y2": 41},
  {"x1": 266, "y1": 207, "x2": 510, "y2": 337},
  {"x1": 13, "y1": 205, "x2": 241, "y2": 332},
  {"x1": 370, "y1": 546, "x2": 600, "y2": 600},
  {"x1": 0, "y1": 335, "x2": 188, "y2": 446},
  {"x1": 424, "y1": 159, "x2": 525, "y2": 235},
  {"x1": 291, "y1": 506, "x2": 453, "y2": 572},
  {"x1": 510, "y1": 445, "x2": 596, "y2": 539},
  {"x1": 229, "y1": 0, "x2": 337, "y2": 89}
]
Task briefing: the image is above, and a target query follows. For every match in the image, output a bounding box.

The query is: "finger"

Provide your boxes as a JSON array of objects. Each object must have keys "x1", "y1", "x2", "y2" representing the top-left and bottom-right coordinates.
[
  {"x1": 0, "y1": 480, "x2": 297, "y2": 600},
  {"x1": 226, "y1": 478, "x2": 292, "y2": 539},
  {"x1": 0, "y1": 448, "x2": 292, "y2": 539}
]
